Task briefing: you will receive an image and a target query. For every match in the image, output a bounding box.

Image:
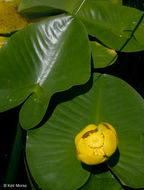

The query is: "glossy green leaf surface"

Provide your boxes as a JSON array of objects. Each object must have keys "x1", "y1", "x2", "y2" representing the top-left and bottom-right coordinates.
[
  {"x1": 80, "y1": 171, "x2": 123, "y2": 190},
  {"x1": 90, "y1": 41, "x2": 117, "y2": 68},
  {"x1": 26, "y1": 73, "x2": 144, "y2": 189},
  {"x1": 76, "y1": 1, "x2": 144, "y2": 52},
  {"x1": 0, "y1": 15, "x2": 90, "y2": 129}
]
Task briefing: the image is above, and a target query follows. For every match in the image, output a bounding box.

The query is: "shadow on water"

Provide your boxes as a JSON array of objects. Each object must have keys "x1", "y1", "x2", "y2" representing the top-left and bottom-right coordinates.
[
  {"x1": 106, "y1": 148, "x2": 120, "y2": 168},
  {"x1": 82, "y1": 162, "x2": 109, "y2": 174}
]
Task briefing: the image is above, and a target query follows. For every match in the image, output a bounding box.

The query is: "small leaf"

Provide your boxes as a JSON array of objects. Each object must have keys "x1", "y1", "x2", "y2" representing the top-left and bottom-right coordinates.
[
  {"x1": 90, "y1": 41, "x2": 117, "y2": 68},
  {"x1": 0, "y1": 0, "x2": 28, "y2": 34}
]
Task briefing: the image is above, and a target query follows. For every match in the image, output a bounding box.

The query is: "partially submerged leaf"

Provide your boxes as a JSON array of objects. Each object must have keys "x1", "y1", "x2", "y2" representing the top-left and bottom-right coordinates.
[
  {"x1": 0, "y1": 15, "x2": 90, "y2": 129},
  {"x1": 0, "y1": 0, "x2": 28, "y2": 34},
  {"x1": 90, "y1": 41, "x2": 117, "y2": 68}
]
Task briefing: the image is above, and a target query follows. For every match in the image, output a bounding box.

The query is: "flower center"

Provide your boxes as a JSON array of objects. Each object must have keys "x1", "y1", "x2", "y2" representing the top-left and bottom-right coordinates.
[{"x1": 84, "y1": 130, "x2": 104, "y2": 148}]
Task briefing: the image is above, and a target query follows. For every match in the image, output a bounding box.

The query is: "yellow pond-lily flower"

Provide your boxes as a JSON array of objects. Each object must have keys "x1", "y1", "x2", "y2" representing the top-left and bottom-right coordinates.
[{"x1": 75, "y1": 123, "x2": 118, "y2": 165}]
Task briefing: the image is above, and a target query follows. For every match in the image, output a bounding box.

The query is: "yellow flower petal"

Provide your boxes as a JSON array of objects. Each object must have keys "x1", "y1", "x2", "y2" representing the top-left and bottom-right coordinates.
[
  {"x1": 76, "y1": 136, "x2": 107, "y2": 165},
  {"x1": 98, "y1": 123, "x2": 118, "y2": 157},
  {"x1": 75, "y1": 123, "x2": 118, "y2": 165},
  {"x1": 75, "y1": 124, "x2": 97, "y2": 145}
]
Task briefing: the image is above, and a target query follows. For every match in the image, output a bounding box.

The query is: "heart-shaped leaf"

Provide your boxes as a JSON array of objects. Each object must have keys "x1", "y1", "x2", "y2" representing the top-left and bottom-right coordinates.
[
  {"x1": 0, "y1": 15, "x2": 90, "y2": 129},
  {"x1": 76, "y1": 1, "x2": 144, "y2": 52},
  {"x1": 90, "y1": 41, "x2": 117, "y2": 68},
  {"x1": 26, "y1": 73, "x2": 144, "y2": 189}
]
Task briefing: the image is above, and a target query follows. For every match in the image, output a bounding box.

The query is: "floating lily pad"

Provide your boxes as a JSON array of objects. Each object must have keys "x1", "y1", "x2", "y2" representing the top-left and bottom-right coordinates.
[
  {"x1": 26, "y1": 73, "x2": 144, "y2": 189},
  {"x1": 0, "y1": 15, "x2": 90, "y2": 129},
  {"x1": 90, "y1": 41, "x2": 117, "y2": 68}
]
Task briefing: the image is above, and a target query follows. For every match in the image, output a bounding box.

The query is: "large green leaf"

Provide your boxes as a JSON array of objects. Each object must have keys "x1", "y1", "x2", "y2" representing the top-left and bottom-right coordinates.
[
  {"x1": 26, "y1": 73, "x2": 144, "y2": 189},
  {"x1": 90, "y1": 41, "x2": 117, "y2": 68},
  {"x1": 0, "y1": 15, "x2": 90, "y2": 129},
  {"x1": 76, "y1": 1, "x2": 144, "y2": 52},
  {"x1": 80, "y1": 171, "x2": 123, "y2": 190}
]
